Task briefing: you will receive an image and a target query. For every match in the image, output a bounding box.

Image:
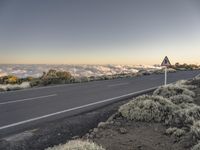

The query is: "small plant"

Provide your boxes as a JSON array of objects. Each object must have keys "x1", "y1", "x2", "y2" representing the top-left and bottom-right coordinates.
[
  {"x1": 175, "y1": 80, "x2": 197, "y2": 90},
  {"x1": 153, "y1": 84, "x2": 195, "y2": 98},
  {"x1": 0, "y1": 82, "x2": 30, "y2": 91},
  {"x1": 168, "y1": 109, "x2": 194, "y2": 127},
  {"x1": 119, "y1": 95, "x2": 178, "y2": 123},
  {"x1": 166, "y1": 127, "x2": 186, "y2": 137},
  {"x1": 170, "y1": 94, "x2": 194, "y2": 105},
  {"x1": 45, "y1": 140, "x2": 105, "y2": 150},
  {"x1": 191, "y1": 121, "x2": 200, "y2": 140},
  {"x1": 191, "y1": 142, "x2": 200, "y2": 150}
]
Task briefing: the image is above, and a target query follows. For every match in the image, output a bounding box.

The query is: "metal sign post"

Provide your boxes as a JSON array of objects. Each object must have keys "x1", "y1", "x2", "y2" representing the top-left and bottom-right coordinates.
[
  {"x1": 161, "y1": 56, "x2": 171, "y2": 86},
  {"x1": 164, "y1": 66, "x2": 167, "y2": 85}
]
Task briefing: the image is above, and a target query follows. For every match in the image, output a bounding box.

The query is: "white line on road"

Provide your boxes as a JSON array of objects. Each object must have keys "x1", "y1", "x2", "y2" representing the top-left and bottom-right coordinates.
[
  {"x1": 108, "y1": 83, "x2": 129, "y2": 87},
  {"x1": 0, "y1": 94, "x2": 57, "y2": 105},
  {"x1": 0, "y1": 86, "x2": 157, "y2": 130}
]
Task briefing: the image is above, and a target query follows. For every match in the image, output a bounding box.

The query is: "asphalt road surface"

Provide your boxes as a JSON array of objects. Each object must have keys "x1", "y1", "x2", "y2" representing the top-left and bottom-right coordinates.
[{"x1": 0, "y1": 70, "x2": 199, "y2": 137}]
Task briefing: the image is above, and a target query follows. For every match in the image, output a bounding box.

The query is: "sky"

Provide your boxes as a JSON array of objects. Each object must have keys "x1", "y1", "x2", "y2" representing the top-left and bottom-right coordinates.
[{"x1": 0, "y1": 0, "x2": 200, "y2": 65}]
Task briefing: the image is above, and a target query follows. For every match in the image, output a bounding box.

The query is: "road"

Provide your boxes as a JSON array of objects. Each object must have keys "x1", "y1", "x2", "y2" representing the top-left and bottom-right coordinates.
[{"x1": 0, "y1": 70, "x2": 199, "y2": 137}]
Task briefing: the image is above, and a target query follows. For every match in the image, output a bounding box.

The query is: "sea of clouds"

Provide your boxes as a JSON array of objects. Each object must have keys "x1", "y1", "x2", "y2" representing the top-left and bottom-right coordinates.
[{"x1": 0, "y1": 64, "x2": 161, "y2": 78}]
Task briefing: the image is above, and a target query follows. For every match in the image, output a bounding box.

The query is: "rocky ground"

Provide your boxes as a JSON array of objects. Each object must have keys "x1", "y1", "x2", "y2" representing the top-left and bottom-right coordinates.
[{"x1": 85, "y1": 118, "x2": 187, "y2": 150}]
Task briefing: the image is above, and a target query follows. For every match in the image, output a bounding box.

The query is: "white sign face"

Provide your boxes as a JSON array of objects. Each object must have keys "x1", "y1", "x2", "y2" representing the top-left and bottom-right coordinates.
[{"x1": 161, "y1": 56, "x2": 171, "y2": 67}]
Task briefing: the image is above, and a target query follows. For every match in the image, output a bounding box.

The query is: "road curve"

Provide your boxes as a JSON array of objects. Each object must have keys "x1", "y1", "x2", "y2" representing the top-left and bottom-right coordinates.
[{"x1": 0, "y1": 70, "x2": 199, "y2": 137}]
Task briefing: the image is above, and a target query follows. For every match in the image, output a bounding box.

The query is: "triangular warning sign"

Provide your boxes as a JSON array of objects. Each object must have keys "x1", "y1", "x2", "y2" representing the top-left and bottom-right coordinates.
[{"x1": 161, "y1": 56, "x2": 171, "y2": 67}]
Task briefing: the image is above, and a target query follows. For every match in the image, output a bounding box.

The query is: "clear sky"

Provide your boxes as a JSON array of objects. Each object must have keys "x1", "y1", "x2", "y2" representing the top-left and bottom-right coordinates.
[{"x1": 0, "y1": 0, "x2": 200, "y2": 65}]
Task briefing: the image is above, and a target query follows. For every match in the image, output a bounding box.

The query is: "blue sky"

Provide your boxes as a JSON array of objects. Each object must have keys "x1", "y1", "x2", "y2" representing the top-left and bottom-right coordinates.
[{"x1": 0, "y1": 0, "x2": 200, "y2": 65}]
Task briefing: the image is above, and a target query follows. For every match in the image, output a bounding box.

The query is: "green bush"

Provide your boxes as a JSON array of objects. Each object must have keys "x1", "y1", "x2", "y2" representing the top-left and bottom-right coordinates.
[{"x1": 45, "y1": 140, "x2": 105, "y2": 150}]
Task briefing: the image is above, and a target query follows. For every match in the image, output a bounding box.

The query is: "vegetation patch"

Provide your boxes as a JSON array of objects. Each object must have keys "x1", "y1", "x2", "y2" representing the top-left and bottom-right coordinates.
[
  {"x1": 166, "y1": 127, "x2": 186, "y2": 137},
  {"x1": 45, "y1": 140, "x2": 105, "y2": 150},
  {"x1": 153, "y1": 84, "x2": 195, "y2": 98},
  {"x1": 0, "y1": 82, "x2": 30, "y2": 91},
  {"x1": 192, "y1": 142, "x2": 200, "y2": 150},
  {"x1": 170, "y1": 94, "x2": 194, "y2": 105},
  {"x1": 191, "y1": 121, "x2": 200, "y2": 140},
  {"x1": 118, "y1": 95, "x2": 178, "y2": 123}
]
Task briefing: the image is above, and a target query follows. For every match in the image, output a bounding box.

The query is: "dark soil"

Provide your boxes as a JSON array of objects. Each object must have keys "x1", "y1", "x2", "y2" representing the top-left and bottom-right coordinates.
[{"x1": 85, "y1": 115, "x2": 188, "y2": 150}]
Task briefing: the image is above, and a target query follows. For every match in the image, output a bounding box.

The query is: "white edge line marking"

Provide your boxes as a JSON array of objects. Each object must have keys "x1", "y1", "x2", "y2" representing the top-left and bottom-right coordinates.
[
  {"x1": 0, "y1": 86, "x2": 157, "y2": 130},
  {"x1": 0, "y1": 94, "x2": 57, "y2": 105}
]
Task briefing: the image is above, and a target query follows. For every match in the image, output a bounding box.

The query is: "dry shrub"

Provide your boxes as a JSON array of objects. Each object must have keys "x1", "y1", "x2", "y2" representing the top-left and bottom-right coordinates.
[
  {"x1": 169, "y1": 109, "x2": 194, "y2": 127},
  {"x1": 191, "y1": 121, "x2": 200, "y2": 140},
  {"x1": 118, "y1": 95, "x2": 197, "y2": 127},
  {"x1": 169, "y1": 104, "x2": 200, "y2": 127},
  {"x1": 191, "y1": 142, "x2": 200, "y2": 150},
  {"x1": 170, "y1": 94, "x2": 194, "y2": 105},
  {"x1": 45, "y1": 140, "x2": 105, "y2": 150},
  {"x1": 175, "y1": 80, "x2": 197, "y2": 90},
  {"x1": 118, "y1": 95, "x2": 178, "y2": 123},
  {"x1": 166, "y1": 127, "x2": 186, "y2": 137},
  {"x1": 153, "y1": 84, "x2": 195, "y2": 98},
  {"x1": 0, "y1": 82, "x2": 30, "y2": 91}
]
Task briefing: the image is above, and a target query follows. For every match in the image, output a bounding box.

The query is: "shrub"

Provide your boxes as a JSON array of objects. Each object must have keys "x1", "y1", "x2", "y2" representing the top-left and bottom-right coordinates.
[
  {"x1": 166, "y1": 127, "x2": 186, "y2": 137},
  {"x1": 118, "y1": 95, "x2": 178, "y2": 123},
  {"x1": 175, "y1": 80, "x2": 197, "y2": 90},
  {"x1": 0, "y1": 75, "x2": 21, "y2": 84},
  {"x1": 169, "y1": 109, "x2": 194, "y2": 127},
  {"x1": 191, "y1": 121, "x2": 200, "y2": 140},
  {"x1": 153, "y1": 84, "x2": 195, "y2": 98},
  {"x1": 0, "y1": 88, "x2": 5, "y2": 92},
  {"x1": 30, "y1": 79, "x2": 41, "y2": 87},
  {"x1": 0, "y1": 82, "x2": 30, "y2": 91},
  {"x1": 170, "y1": 94, "x2": 194, "y2": 105},
  {"x1": 187, "y1": 106, "x2": 200, "y2": 120},
  {"x1": 168, "y1": 104, "x2": 200, "y2": 128},
  {"x1": 45, "y1": 140, "x2": 105, "y2": 150},
  {"x1": 192, "y1": 142, "x2": 200, "y2": 150},
  {"x1": 118, "y1": 93, "x2": 199, "y2": 127},
  {"x1": 40, "y1": 70, "x2": 73, "y2": 85}
]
